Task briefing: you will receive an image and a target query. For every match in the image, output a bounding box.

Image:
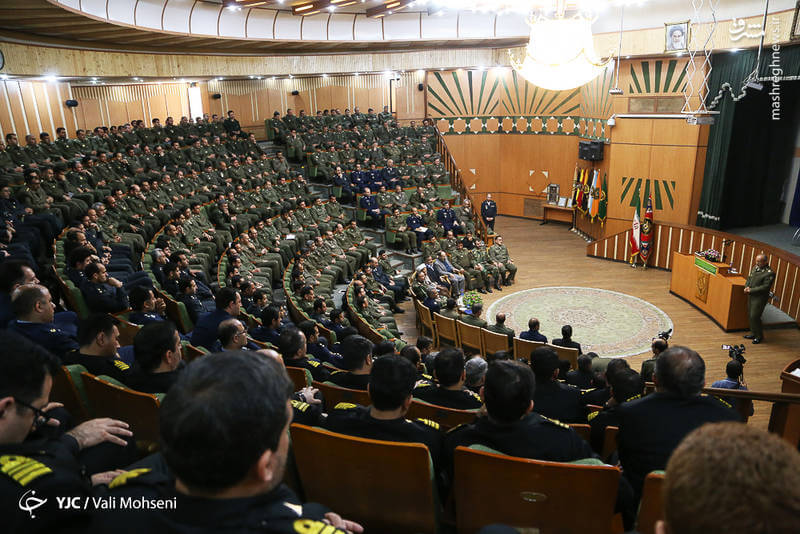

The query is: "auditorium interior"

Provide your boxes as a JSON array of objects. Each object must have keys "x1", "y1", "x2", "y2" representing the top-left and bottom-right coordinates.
[{"x1": 1, "y1": 0, "x2": 800, "y2": 533}]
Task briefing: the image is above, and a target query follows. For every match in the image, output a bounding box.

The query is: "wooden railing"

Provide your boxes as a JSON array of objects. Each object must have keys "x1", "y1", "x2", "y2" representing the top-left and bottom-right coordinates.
[
  {"x1": 587, "y1": 222, "x2": 800, "y2": 324},
  {"x1": 434, "y1": 126, "x2": 489, "y2": 242}
]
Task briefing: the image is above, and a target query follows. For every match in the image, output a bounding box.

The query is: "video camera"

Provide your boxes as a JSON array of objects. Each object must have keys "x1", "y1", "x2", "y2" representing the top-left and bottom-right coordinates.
[
  {"x1": 721, "y1": 344, "x2": 747, "y2": 365},
  {"x1": 657, "y1": 328, "x2": 672, "y2": 341}
]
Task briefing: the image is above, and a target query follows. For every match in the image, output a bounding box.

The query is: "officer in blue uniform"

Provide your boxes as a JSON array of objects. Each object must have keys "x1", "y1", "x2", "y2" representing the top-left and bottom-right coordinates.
[
  {"x1": 349, "y1": 163, "x2": 369, "y2": 194},
  {"x1": 332, "y1": 166, "x2": 354, "y2": 203},
  {"x1": 481, "y1": 193, "x2": 497, "y2": 232},
  {"x1": 406, "y1": 207, "x2": 432, "y2": 249},
  {"x1": 359, "y1": 187, "x2": 386, "y2": 228},
  {"x1": 436, "y1": 200, "x2": 462, "y2": 235},
  {"x1": 81, "y1": 262, "x2": 129, "y2": 314},
  {"x1": 381, "y1": 159, "x2": 401, "y2": 189},
  {"x1": 7, "y1": 284, "x2": 79, "y2": 360}
]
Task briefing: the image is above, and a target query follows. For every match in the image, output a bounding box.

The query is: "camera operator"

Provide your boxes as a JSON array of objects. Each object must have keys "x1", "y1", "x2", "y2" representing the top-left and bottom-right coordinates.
[
  {"x1": 711, "y1": 360, "x2": 753, "y2": 417},
  {"x1": 640, "y1": 336, "x2": 669, "y2": 383}
]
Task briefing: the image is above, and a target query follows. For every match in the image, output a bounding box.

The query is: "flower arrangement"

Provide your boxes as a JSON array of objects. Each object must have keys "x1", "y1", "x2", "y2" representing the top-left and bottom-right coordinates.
[
  {"x1": 696, "y1": 249, "x2": 721, "y2": 262},
  {"x1": 462, "y1": 290, "x2": 483, "y2": 310}
]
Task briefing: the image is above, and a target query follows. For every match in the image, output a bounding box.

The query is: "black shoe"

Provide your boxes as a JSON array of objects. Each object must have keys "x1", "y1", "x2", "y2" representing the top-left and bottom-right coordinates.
[
  {"x1": 393, "y1": 308, "x2": 406, "y2": 314},
  {"x1": 496, "y1": 285, "x2": 503, "y2": 291},
  {"x1": 752, "y1": 338, "x2": 762, "y2": 344},
  {"x1": 478, "y1": 289, "x2": 487, "y2": 294},
  {"x1": 743, "y1": 334, "x2": 755, "y2": 339},
  {"x1": 486, "y1": 287, "x2": 493, "y2": 293}
]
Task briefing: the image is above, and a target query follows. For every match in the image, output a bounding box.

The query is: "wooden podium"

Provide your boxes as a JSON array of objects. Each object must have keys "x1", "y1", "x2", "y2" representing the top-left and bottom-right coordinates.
[
  {"x1": 669, "y1": 252, "x2": 749, "y2": 331},
  {"x1": 775, "y1": 359, "x2": 800, "y2": 446}
]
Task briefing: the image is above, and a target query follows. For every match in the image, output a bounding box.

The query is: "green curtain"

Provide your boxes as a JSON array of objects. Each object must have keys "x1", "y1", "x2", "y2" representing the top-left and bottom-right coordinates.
[{"x1": 696, "y1": 45, "x2": 800, "y2": 228}]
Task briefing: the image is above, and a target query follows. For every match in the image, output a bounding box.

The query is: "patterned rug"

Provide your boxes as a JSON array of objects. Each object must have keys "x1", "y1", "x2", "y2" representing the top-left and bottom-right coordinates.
[{"x1": 486, "y1": 287, "x2": 673, "y2": 358}]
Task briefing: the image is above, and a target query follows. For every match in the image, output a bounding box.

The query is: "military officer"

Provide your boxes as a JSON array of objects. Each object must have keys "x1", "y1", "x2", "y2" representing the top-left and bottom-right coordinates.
[
  {"x1": 387, "y1": 208, "x2": 417, "y2": 254},
  {"x1": 451, "y1": 239, "x2": 490, "y2": 293},
  {"x1": 744, "y1": 254, "x2": 776, "y2": 344},
  {"x1": 488, "y1": 235, "x2": 516, "y2": 285},
  {"x1": 471, "y1": 240, "x2": 502, "y2": 291},
  {"x1": 412, "y1": 347, "x2": 483, "y2": 409},
  {"x1": 481, "y1": 193, "x2": 497, "y2": 232}
]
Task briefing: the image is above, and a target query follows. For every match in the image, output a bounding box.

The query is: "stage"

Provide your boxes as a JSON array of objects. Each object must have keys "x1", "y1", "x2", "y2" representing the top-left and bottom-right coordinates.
[{"x1": 396, "y1": 216, "x2": 800, "y2": 429}]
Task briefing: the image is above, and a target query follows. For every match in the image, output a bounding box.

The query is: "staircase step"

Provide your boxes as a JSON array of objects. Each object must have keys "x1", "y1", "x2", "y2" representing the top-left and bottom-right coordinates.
[{"x1": 389, "y1": 250, "x2": 423, "y2": 271}]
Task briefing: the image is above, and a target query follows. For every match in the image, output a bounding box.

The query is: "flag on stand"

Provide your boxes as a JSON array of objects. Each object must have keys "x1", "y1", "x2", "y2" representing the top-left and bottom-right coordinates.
[
  {"x1": 598, "y1": 173, "x2": 608, "y2": 225},
  {"x1": 588, "y1": 170, "x2": 600, "y2": 220},
  {"x1": 571, "y1": 166, "x2": 581, "y2": 207},
  {"x1": 575, "y1": 168, "x2": 586, "y2": 211},
  {"x1": 579, "y1": 168, "x2": 591, "y2": 215},
  {"x1": 629, "y1": 186, "x2": 641, "y2": 262},
  {"x1": 639, "y1": 195, "x2": 654, "y2": 264}
]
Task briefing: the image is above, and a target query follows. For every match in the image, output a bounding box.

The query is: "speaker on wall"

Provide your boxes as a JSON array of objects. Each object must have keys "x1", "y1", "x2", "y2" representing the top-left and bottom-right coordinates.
[
  {"x1": 65, "y1": 100, "x2": 78, "y2": 108},
  {"x1": 291, "y1": 90, "x2": 299, "y2": 96},
  {"x1": 578, "y1": 140, "x2": 604, "y2": 161},
  {"x1": 212, "y1": 93, "x2": 222, "y2": 100},
  {"x1": 417, "y1": 83, "x2": 424, "y2": 91}
]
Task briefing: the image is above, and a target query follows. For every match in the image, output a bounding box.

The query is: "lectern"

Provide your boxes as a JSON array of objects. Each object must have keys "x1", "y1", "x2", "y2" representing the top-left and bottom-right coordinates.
[{"x1": 669, "y1": 252, "x2": 749, "y2": 331}]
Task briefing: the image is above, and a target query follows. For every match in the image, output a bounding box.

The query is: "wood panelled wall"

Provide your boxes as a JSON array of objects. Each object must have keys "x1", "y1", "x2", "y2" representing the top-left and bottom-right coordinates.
[
  {"x1": 0, "y1": 80, "x2": 79, "y2": 139},
  {"x1": 587, "y1": 223, "x2": 800, "y2": 325},
  {"x1": 71, "y1": 84, "x2": 190, "y2": 132}
]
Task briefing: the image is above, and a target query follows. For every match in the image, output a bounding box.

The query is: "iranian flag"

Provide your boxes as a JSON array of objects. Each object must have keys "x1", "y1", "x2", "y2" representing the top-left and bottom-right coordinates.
[
  {"x1": 639, "y1": 195, "x2": 654, "y2": 264},
  {"x1": 629, "y1": 186, "x2": 641, "y2": 262}
]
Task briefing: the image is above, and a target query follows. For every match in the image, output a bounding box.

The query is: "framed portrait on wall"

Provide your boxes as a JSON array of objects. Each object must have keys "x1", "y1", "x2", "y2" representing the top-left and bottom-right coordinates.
[
  {"x1": 665, "y1": 21, "x2": 689, "y2": 52},
  {"x1": 547, "y1": 184, "x2": 560, "y2": 204}
]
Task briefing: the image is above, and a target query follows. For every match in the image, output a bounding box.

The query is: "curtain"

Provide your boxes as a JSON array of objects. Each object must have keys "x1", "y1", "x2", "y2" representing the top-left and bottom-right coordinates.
[{"x1": 696, "y1": 45, "x2": 800, "y2": 229}]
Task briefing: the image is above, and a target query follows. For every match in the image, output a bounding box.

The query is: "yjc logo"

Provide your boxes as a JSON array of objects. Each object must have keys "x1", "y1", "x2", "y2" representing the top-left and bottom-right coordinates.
[{"x1": 18, "y1": 489, "x2": 47, "y2": 518}]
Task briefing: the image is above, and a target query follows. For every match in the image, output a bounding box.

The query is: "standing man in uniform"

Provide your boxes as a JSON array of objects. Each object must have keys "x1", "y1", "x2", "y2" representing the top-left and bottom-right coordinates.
[
  {"x1": 481, "y1": 193, "x2": 497, "y2": 233},
  {"x1": 743, "y1": 254, "x2": 775, "y2": 344}
]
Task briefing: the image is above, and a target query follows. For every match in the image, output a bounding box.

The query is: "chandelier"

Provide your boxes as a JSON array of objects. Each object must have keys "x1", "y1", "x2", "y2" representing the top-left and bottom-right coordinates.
[{"x1": 509, "y1": 12, "x2": 612, "y2": 91}]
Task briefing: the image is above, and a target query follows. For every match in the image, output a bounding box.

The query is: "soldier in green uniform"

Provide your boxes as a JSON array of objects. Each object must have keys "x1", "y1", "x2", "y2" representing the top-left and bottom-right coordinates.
[
  {"x1": 471, "y1": 240, "x2": 502, "y2": 291},
  {"x1": 460, "y1": 303, "x2": 488, "y2": 328},
  {"x1": 488, "y1": 235, "x2": 517, "y2": 285},
  {"x1": 743, "y1": 254, "x2": 776, "y2": 344},
  {"x1": 387, "y1": 207, "x2": 417, "y2": 253},
  {"x1": 451, "y1": 239, "x2": 490, "y2": 293}
]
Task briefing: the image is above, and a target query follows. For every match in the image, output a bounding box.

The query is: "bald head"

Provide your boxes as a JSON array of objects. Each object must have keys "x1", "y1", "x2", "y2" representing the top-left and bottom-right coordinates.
[
  {"x1": 756, "y1": 254, "x2": 768, "y2": 267},
  {"x1": 655, "y1": 346, "x2": 705, "y2": 397},
  {"x1": 495, "y1": 313, "x2": 506, "y2": 324}
]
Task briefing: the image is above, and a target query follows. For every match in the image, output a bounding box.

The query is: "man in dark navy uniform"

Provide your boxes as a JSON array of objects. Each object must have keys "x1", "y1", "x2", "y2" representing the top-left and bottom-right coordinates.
[
  {"x1": 0, "y1": 331, "x2": 134, "y2": 534},
  {"x1": 190, "y1": 287, "x2": 240, "y2": 351},
  {"x1": 406, "y1": 207, "x2": 431, "y2": 249},
  {"x1": 380, "y1": 158, "x2": 401, "y2": 189},
  {"x1": 519, "y1": 317, "x2": 547, "y2": 343},
  {"x1": 278, "y1": 326, "x2": 330, "y2": 383},
  {"x1": 323, "y1": 355, "x2": 443, "y2": 464},
  {"x1": 529, "y1": 346, "x2": 586, "y2": 424},
  {"x1": 93, "y1": 351, "x2": 361, "y2": 534},
  {"x1": 81, "y1": 262, "x2": 129, "y2": 314},
  {"x1": 127, "y1": 286, "x2": 167, "y2": 326},
  {"x1": 359, "y1": 187, "x2": 386, "y2": 228},
  {"x1": 412, "y1": 347, "x2": 483, "y2": 410},
  {"x1": 63, "y1": 314, "x2": 139, "y2": 387},
  {"x1": 8, "y1": 284, "x2": 79, "y2": 360},
  {"x1": 131, "y1": 321, "x2": 184, "y2": 395},
  {"x1": 250, "y1": 305, "x2": 283, "y2": 346},
  {"x1": 480, "y1": 193, "x2": 497, "y2": 232},
  {"x1": 327, "y1": 335, "x2": 373, "y2": 391},
  {"x1": 436, "y1": 200, "x2": 462, "y2": 235},
  {"x1": 617, "y1": 346, "x2": 739, "y2": 499}
]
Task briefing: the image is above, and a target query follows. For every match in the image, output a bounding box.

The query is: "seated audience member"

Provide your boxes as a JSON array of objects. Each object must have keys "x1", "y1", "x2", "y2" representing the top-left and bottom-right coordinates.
[
  {"x1": 399, "y1": 344, "x2": 433, "y2": 381},
  {"x1": 0, "y1": 331, "x2": 135, "y2": 533},
  {"x1": 127, "y1": 286, "x2": 166, "y2": 325},
  {"x1": 95, "y1": 351, "x2": 362, "y2": 533},
  {"x1": 323, "y1": 355, "x2": 443, "y2": 463},
  {"x1": 581, "y1": 358, "x2": 630, "y2": 407},
  {"x1": 519, "y1": 317, "x2": 547, "y2": 343},
  {"x1": 588, "y1": 368, "x2": 644, "y2": 455},
  {"x1": 374, "y1": 339, "x2": 397, "y2": 358},
  {"x1": 444, "y1": 359, "x2": 594, "y2": 468},
  {"x1": 710, "y1": 360, "x2": 753, "y2": 415},
  {"x1": 529, "y1": 347, "x2": 586, "y2": 424},
  {"x1": 417, "y1": 335, "x2": 437, "y2": 372},
  {"x1": 63, "y1": 313, "x2": 138, "y2": 386},
  {"x1": 640, "y1": 338, "x2": 668, "y2": 382},
  {"x1": 131, "y1": 321, "x2": 184, "y2": 394},
  {"x1": 327, "y1": 335, "x2": 373, "y2": 391},
  {"x1": 617, "y1": 346, "x2": 739, "y2": 498},
  {"x1": 465, "y1": 356, "x2": 488, "y2": 393},
  {"x1": 218, "y1": 318, "x2": 248, "y2": 352},
  {"x1": 9, "y1": 284, "x2": 79, "y2": 360},
  {"x1": 190, "y1": 287, "x2": 240, "y2": 351},
  {"x1": 486, "y1": 350, "x2": 512, "y2": 363},
  {"x1": 460, "y1": 303, "x2": 488, "y2": 328},
  {"x1": 657, "y1": 422, "x2": 800, "y2": 534},
  {"x1": 298, "y1": 320, "x2": 342, "y2": 367},
  {"x1": 250, "y1": 305, "x2": 282, "y2": 345},
  {"x1": 552, "y1": 324, "x2": 582, "y2": 354},
  {"x1": 1, "y1": 260, "x2": 78, "y2": 330},
  {"x1": 565, "y1": 354, "x2": 594, "y2": 389},
  {"x1": 178, "y1": 278, "x2": 206, "y2": 325},
  {"x1": 247, "y1": 289, "x2": 270, "y2": 317},
  {"x1": 486, "y1": 312, "x2": 514, "y2": 343},
  {"x1": 423, "y1": 287, "x2": 442, "y2": 313},
  {"x1": 278, "y1": 326, "x2": 330, "y2": 382},
  {"x1": 81, "y1": 262, "x2": 129, "y2": 314},
  {"x1": 413, "y1": 347, "x2": 483, "y2": 409},
  {"x1": 439, "y1": 297, "x2": 459, "y2": 320}
]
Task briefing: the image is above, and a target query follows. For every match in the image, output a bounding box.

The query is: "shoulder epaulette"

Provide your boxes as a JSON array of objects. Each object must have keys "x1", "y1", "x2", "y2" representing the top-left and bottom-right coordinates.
[
  {"x1": 307, "y1": 360, "x2": 320, "y2": 368},
  {"x1": 414, "y1": 382, "x2": 433, "y2": 389},
  {"x1": 292, "y1": 519, "x2": 348, "y2": 533},
  {"x1": 421, "y1": 373, "x2": 433, "y2": 381},
  {"x1": 291, "y1": 400, "x2": 311, "y2": 413},
  {"x1": 468, "y1": 390, "x2": 482, "y2": 401},
  {"x1": 446, "y1": 422, "x2": 469, "y2": 434},
  {"x1": 415, "y1": 418, "x2": 440, "y2": 430},
  {"x1": 331, "y1": 370, "x2": 345, "y2": 375},
  {"x1": 0, "y1": 455, "x2": 52, "y2": 486},
  {"x1": 333, "y1": 402, "x2": 357, "y2": 410},
  {"x1": 587, "y1": 411, "x2": 599, "y2": 422},
  {"x1": 707, "y1": 395, "x2": 733, "y2": 409},
  {"x1": 112, "y1": 360, "x2": 130, "y2": 371},
  {"x1": 109, "y1": 468, "x2": 151, "y2": 489},
  {"x1": 541, "y1": 415, "x2": 570, "y2": 429},
  {"x1": 580, "y1": 388, "x2": 596, "y2": 395},
  {"x1": 625, "y1": 394, "x2": 642, "y2": 403}
]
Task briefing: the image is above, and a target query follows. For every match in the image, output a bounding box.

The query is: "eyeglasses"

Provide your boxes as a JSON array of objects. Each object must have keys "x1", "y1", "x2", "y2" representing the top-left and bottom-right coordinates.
[{"x1": 13, "y1": 398, "x2": 49, "y2": 430}]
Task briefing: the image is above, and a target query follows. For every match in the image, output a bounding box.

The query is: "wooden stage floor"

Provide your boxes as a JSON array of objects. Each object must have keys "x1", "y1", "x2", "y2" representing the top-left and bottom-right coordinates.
[{"x1": 394, "y1": 216, "x2": 800, "y2": 429}]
